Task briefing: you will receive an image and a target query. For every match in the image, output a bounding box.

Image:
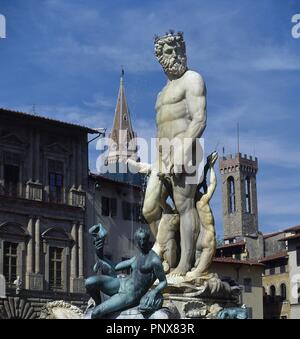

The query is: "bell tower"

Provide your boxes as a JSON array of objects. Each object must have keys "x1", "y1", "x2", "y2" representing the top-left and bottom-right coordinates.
[
  {"x1": 219, "y1": 153, "x2": 259, "y2": 240},
  {"x1": 105, "y1": 70, "x2": 138, "y2": 165}
]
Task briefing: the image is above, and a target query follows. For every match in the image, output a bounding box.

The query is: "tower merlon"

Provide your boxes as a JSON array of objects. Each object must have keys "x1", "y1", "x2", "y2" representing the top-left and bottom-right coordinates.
[{"x1": 219, "y1": 153, "x2": 258, "y2": 173}]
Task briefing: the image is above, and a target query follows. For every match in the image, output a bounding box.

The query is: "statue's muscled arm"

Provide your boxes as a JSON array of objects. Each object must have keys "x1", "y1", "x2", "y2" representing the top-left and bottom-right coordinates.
[
  {"x1": 143, "y1": 259, "x2": 167, "y2": 308},
  {"x1": 184, "y1": 73, "x2": 207, "y2": 141},
  {"x1": 114, "y1": 257, "x2": 135, "y2": 271},
  {"x1": 152, "y1": 259, "x2": 168, "y2": 293},
  {"x1": 201, "y1": 162, "x2": 217, "y2": 203}
]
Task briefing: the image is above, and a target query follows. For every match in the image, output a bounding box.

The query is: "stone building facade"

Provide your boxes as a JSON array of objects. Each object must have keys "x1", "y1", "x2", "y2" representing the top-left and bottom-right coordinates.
[
  {"x1": 85, "y1": 174, "x2": 146, "y2": 276},
  {"x1": 260, "y1": 251, "x2": 290, "y2": 319},
  {"x1": 0, "y1": 108, "x2": 97, "y2": 318},
  {"x1": 209, "y1": 257, "x2": 265, "y2": 319},
  {"x1": 279, "y1": 226, "x2": 300, "y2": 318}
]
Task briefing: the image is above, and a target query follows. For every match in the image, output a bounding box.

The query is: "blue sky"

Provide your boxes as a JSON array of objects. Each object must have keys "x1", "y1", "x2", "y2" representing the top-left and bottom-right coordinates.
[{"x1": 0, "y1": 0, "x2": 300, "y2": 236}]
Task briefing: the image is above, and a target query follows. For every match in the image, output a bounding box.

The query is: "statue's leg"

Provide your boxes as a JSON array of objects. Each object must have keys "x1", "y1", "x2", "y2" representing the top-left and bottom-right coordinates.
[
  {"x1": 186, "y1": 229, "x2": 216, "y2": 280},
  {"x1": 142, "y1": 168, "x2": 165, "y2": 237},
  {"x1": 186, "y1": 248, "x2": 214, "y2": 280},
  {"x1": 85, "y1": 275, "x2": 120, "y2": 305},
  {"x1": 165, "y1": 238, "x2": 179, "y2": 269},
  {"x1": 170, "y1": 178, "x2": 199, "y2": 276},
  {"x1": 152, "y1": 212, "x2": 179, "y2": 267},
  {"x1": 91, "y1": 293, "x2": 131, "y2": 319},
  {"x1": 194, "y1": 227, "x2": 205, "y2": 267}
]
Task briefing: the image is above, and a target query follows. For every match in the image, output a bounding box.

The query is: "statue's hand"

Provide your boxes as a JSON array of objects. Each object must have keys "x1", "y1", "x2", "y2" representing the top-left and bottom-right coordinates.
[
  {"x1": 207, "y1": 151, "x2": 218, "y2": 167},
  {"x1": 144, "y1": 290, "x2": 157, "y2": 308},
  {"x1": 94, "y1": 237, "x2": 104, "y2": 251}
]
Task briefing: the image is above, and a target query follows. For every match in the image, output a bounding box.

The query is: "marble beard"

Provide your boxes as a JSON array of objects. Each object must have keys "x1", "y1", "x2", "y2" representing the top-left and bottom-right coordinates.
[{"x1": 129, "y1": 31, "x2": 217, "y2": 282}]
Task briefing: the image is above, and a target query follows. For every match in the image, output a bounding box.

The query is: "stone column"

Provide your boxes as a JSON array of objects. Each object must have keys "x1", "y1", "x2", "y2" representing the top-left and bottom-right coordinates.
[
  {"x1": 78, "y1": 223, "x2": 84, "y2": 278},
  {"x1": 70, "y1": 222, "x2": 78, "y2": 278},
  {"x1": 35, "y1": 217, "x2": 40, "y2": 274},
  {"x1": 26, "y1": 217, "x2": 34, "y2": 274}
]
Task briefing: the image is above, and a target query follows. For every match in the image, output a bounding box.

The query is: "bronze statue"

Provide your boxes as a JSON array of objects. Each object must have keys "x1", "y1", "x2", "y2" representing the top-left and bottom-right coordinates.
[{"x1": 85, "y1": 224, "x2": 167, "y2": 319}]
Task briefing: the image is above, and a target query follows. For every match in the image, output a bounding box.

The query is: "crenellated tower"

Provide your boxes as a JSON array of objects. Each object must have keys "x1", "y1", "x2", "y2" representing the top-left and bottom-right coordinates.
[{"x1": 219, "y1": 153, "x2": 259, "y2": 240}]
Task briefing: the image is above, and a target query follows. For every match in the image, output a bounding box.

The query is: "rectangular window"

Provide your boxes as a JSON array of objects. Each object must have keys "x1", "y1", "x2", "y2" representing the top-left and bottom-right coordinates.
[
  {"x1": 101, "y1": 197, "x2": 110, "y2": 216},
  {"x1": 244, "y1": 278, "x2": 252, "y2": 293},
  {"x1": 122, "y1": 201, "x2": 131, "y2": 220},
  {"x1": 3, "y1": 242, "x2": 18, "y2": 287},
  {"x1": 101, "y1": 197, "x2": 117, "y2": 217},
  {"x1": 48, "y1": 160, "x2": 64, "y2": 204},
  {"x1": 270, "y1": 267, "x2": 275, "y2": 275},
  {"x1": 122, "y1": 202, "x2": 141, "y2": 222},
  {"x1": 110, "y1": 198, "x2": 117, "y2": 217},
  {"x1": 247, "y1": 307, "x2": 253, "y2": 319},
  {"x1": 4, "y1": 164, "x2": 19, "y2": 197},
  {"x1": 245, "y1": 178, "x2": 251, "y2": 213},
  {"x1": 280, "y1": 265, "x2": 286, "y2": 274},
  {"x1": 297, "y1": 247, "x2": 300, "y2": 267},
  {"x1": 49, "y1": 247, "x2": 63, "y2": 290},
  {"x1": 135, "y1": 204, "x2": 142, "y2": 222}
]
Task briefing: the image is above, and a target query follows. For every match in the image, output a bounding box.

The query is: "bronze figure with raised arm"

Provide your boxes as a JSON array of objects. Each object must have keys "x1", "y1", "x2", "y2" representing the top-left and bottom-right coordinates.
[{"x1": 85, "y1": 225, "x2": 167, "y2": 319}]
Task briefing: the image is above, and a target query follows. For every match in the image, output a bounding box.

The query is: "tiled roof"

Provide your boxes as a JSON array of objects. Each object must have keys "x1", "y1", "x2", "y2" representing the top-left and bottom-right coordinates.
[
  {"x1": 258, "y1": 251, "x2": 288, "y2": 263},
  {"x1": 283, "y1": 225, "x2": 300, "y2": 232},
  {"x1": 213, "y1": 257, "x2": 265, "y2": 267},
  {"x1": 0, "y1": 107, "x2": 98, "y2": 134},
  {"x1": 263, "y1": 231, "x2": 283, "y2": 239},
  {"x1": 278, "y1": 234, "x2": 300, "y2": 242},
  {"x1": 89, "y1": 172, "x2": 143, "y2": 190},
  {"x1": 217, "y1": 240, "x2": 245, "y2": 249}
]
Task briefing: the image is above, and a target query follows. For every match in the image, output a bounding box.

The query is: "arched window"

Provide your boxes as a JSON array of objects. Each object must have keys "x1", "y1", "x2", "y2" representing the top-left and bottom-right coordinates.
[
  {"x1": 270, "y1": 285, "x2": 276, "y2": 303},
  {"x1": 245, "y1": 177, "x2": 251, "y2": 213},
  {"x1": 280, "y1": 284, "x2": 287, "y2": 301},
  {"x1": 227, "y1": 177, "x2": 236, "y2": 214}
]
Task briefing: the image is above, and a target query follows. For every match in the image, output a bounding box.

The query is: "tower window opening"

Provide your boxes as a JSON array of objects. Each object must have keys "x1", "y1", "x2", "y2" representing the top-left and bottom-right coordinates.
[
  {"x1": 227, "y1": 177, "x2": 236, "y2": 214},
  {"x1": 245, "y1": 177, "x2": 251, "y2": 213}
]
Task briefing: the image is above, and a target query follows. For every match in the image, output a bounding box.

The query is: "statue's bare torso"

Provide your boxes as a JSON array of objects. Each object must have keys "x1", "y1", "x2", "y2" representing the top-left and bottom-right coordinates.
[
  {"x1": 156, "y1": 70, "x2": 204, "y2": 142},
  {"x1": 156, "y1": 71, "x2": 195, "y2": 141}
]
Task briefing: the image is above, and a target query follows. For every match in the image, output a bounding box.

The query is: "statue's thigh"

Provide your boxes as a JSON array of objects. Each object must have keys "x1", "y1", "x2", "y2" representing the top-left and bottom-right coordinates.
[
  {"x1": 144, "y1": 170, "x2": 163, "y2": 209},
  {"x1": 95, "y1": 276, "x2": 120, "y2": 296},
  {"x1": 98, "y1": 293, "x2": 132, "y2": 317}
]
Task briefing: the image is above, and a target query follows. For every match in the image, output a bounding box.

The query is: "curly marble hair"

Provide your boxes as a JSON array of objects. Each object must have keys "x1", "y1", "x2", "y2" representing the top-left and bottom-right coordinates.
[{"x1": 154, "y1": 30, "x2": 186, "y2": 59}]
